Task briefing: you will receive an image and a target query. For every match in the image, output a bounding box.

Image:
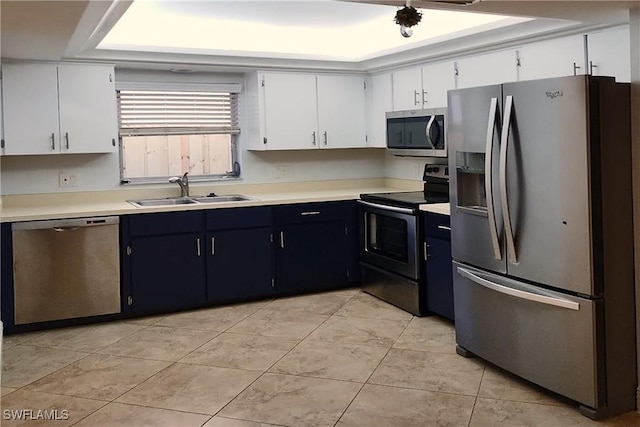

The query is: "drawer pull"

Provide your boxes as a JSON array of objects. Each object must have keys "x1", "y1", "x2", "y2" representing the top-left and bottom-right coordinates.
[
  {"x1": 457, "y1": 267, "x2": 580, "y2": 311},
  {"x1": 437, "y1": 225, "x2": 451, "y2": 231},
  {"x1": 301, "y1": 211, "x2": 321, "y2": 216}
]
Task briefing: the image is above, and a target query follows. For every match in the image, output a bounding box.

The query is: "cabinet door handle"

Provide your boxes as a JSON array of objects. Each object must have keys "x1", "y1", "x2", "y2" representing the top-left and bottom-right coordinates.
[
  {"x1": 323, "y1": 131, "x2": 327, "y2": 145},
  {"x1": 51, "y1": 132, "x2": 55, "y2": 150},
  {"x1": 211, "y1": 237, "x2": 215, "y2": 255},
  {"x1": 65, "y1": 132, "x2": 70, "y2": 149},
  {"x1": 414, "y1": 90, "x2": 420, "y2": 105},
  {"x1": 196, "y1": 238, "x2": 201, "y2": 256},
  {"x1": 422, "y1": 90, "x2": 428, "y2": 105},
  {"x1": 423, "y1": 241, "x2": 430, "y2": 261},
  {"x1": 280, "y1": 231, "x2": 285, "y2": 248},
  {"x1": 437, "y1": 225, "x2": 451, "y2": 231},
  {"x1": 589, "y1": 60, "x2": 598, "y2": 75},
  {"x1": 312, "y1": 131, "x2": 316, "y2": 146},
  {"x1": 301, "y1": 211, "x2": 320, "y2": 216},
  {"x1": 573, "y1": 62, "x2": 581, "y2": 75}
]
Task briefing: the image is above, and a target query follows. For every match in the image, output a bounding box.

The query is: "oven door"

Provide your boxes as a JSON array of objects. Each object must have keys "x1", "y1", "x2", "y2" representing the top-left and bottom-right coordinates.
[{"x1": 358, "y1": 200, "x2": 418, "y2": 280}]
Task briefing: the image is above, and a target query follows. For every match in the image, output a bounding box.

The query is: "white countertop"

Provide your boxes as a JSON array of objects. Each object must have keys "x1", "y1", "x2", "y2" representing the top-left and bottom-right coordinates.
[
  {"x1": 0, "y1": 179, "x2": 421, "y2": 222},
  {"x1": 420, "y1": 203, "x2": 450, "y2": 216}
]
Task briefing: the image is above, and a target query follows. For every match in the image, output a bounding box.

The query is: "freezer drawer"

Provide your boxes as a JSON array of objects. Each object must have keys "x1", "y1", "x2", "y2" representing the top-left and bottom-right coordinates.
[{"x1": 453, "y1": 262, "x2": 601, "y2": 409}]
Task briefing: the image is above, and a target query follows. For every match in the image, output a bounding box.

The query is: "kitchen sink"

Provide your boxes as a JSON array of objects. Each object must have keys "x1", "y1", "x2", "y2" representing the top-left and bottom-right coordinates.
[
  {"x1": 191, "y1": 195, "x2": 256, "y2": 203},
  {"x1": 128, "y1": 197, "x2": 198, "y2": 207},
  {"x1": 128, "y1": 194, "x2": 256, "y2": 208}
]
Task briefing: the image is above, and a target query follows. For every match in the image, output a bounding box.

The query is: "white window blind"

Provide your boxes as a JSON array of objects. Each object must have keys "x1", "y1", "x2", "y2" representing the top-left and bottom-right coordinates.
[{"x1": 117, "y1": 90, "x2": 239, "y2": 137}]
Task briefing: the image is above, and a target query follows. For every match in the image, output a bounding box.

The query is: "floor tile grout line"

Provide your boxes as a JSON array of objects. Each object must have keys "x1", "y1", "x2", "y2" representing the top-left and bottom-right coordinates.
[
  {"x1": 468, "y1": 365, "x2": 487, "y2": 427},
  {"x1": 3, "y1": 348, "x2": 94, "y2": 390},
  {"x1": 208, "y1": 293, "x2": 358, "y2": 423},
  {"x1": 332, "y1": 312, "x2": 415, "y2": 427}
]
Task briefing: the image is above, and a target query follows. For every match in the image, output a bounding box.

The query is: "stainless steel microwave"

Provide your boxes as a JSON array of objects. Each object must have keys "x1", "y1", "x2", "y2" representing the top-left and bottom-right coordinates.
[{"x1": 386, "y1": 108, "x2": 447, "y2": 157}]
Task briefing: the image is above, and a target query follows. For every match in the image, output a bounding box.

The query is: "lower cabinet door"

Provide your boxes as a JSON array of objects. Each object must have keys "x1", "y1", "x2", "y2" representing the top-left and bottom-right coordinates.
[
  {"x1": 276, "y1": 222, "x2": 349, "y2": 294},
  {"x1": 206, "y1": 228, "x2": 274, "y2": 303},
  {"x1": 130, "y1": 234, "x2": 206, "y2": 314},
  {"x1": 425, "y1": 237, "x2": 454, "y2": 320}
]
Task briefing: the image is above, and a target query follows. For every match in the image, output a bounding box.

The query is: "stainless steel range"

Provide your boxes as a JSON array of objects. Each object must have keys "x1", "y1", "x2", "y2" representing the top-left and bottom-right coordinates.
[{"x1": 358, "y1": 165, "x2": 449, "y2": 316}]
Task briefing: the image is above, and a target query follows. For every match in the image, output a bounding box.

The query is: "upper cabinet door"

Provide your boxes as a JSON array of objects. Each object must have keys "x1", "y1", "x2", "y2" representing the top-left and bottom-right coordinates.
[
  {"x1": 57, "y1": 64, "x2": 118, "y2": 154},
  {"x1": 392, "y1": 66, "x2": 423, "y2": 111},
  {"x1": 587, "y1": 26, "x2": 630, "y2": 82},
  {"x1": 317, "y1": 75, "x2": 367, "y2": 148},
  {"x1": 517, "y1": 35, "x2": 585, "y2": 81},
  {"x1": 421, "y1": 61, "x2": 455, "y2": 108},
  {"x1": 262, "y1": 72, "x2": 318, "y2": 150},
  {"x1": 456, "y1": 49, "x2": 518, "y2": 89},
  {"x1": 2, "y1": 64, "x2": 60, "y2": 155},
  {"x1": 368, "y1": 73, "x2": 393, "y2": 148}
]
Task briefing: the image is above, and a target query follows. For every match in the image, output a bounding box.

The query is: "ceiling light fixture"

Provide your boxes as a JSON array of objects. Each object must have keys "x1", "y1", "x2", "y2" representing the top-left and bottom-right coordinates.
[{"x1": 394, "y1": 0, "x2": 423, "y2": 38}]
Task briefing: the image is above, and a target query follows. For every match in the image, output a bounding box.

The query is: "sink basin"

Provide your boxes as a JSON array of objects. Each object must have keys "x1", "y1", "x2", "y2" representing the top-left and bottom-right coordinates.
[
  {"x1": 191, "y1": 195, "x2": 256, "y2": 203},
  {"x1": 128, "y1": 197, "x2": 198, "y2": 207},
  {"x1": 128, "y1": 194, "x2": 256, "y2": 208}
]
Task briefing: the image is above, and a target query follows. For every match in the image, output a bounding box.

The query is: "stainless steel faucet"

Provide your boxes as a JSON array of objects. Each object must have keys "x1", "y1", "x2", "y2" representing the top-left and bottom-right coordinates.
[{"x1": 169, "y1": 172, "x2": 189, "y2": 197}]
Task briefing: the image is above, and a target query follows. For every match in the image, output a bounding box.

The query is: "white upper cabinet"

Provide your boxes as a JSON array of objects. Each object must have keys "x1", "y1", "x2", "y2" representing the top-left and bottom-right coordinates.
[
  {"x1": 317, "y1": 75, "x2": 367, "y2": 148},
  {"x1": 2, "y1": 63, "x2": 118, "y2": 155},
  {"x1": 517, "y1": 34, "x2": 585, "y2": 81},
  {"x1": 260, "y1": 72, "x2": 318, "y2": 150},
  {"x1": 587, "y1": 26, "x2": 630, "y2": 82},
  {"x1": 392, "y1": 66, "x2": 423, "y2": 111},
  {"x1": 455, "y1": 49, "x2": 518, "y2": 89},
  {"x1": 367, "y1": 72, "x2": 393, "y2": 148},
  {"x1": 421, "y1": 61, "x2": 455, "y2": 108},
  {"x1": 392, "y1": 61, "x2": 455, "y2": 110},
  {"x1": 252, "y1": 72, "x2": 367, "y2": 150},
  {"x1": 56, "y1": 65, "x2": 118, "y2": 154}
]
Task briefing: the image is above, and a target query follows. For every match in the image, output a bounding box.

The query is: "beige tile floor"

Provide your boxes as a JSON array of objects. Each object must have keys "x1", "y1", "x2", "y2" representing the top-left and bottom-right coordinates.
[{"x1": 2, "y1": 288, "x2": 640, "y2": 427}]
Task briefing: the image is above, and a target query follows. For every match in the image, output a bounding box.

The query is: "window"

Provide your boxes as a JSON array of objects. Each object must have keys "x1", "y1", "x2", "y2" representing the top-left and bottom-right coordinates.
[{"x1": 117, "y1": 88, "x2": 240, "y2": 182}]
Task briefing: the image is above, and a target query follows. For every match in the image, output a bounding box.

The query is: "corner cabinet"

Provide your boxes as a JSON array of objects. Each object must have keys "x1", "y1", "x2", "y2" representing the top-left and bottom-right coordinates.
[
  {"x1": 1, "y1": 63, "x2": 118, "y2": 155},
  {"x1": 247, "y1": 72, "x2": 367, "y2": 150}
]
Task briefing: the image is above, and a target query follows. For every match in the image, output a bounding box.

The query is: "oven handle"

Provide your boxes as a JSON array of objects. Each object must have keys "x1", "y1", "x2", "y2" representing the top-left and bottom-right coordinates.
[{"x1": 357, "y1": 200, "x2": 415, "y2": 215}]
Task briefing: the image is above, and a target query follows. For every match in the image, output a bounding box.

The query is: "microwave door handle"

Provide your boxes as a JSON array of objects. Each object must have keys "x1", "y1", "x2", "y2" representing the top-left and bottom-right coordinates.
[
  {"x1": 425, "y1": 115, "x2": 436, "y2": 148},
  {"x1": 485, "y1": 97, "x2": 502, "y2": 260},
  {"x1": 500, "y1": 95, "x2": 517, "y2": 264}
]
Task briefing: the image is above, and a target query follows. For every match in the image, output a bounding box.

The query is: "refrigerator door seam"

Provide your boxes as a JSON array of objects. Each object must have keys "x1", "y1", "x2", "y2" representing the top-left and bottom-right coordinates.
[
  {"x1": 485, "y1": 97, "x2": 502, "y2": 261},
  {"x1": 500, "y1": 95, "x2": 518, "y2": 264},
  {"x1": 457, "y1": 267, "x2": 580, "y2": 311}
]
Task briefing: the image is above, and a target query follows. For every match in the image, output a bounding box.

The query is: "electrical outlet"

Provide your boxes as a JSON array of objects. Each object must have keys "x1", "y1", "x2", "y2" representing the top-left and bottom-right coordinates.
[
  {"x1": 273, "y1": 165, "x2": 290, "y2": 179},
  {"x1": 59, "y1": 172, "x2": 77, "y2": 187}
]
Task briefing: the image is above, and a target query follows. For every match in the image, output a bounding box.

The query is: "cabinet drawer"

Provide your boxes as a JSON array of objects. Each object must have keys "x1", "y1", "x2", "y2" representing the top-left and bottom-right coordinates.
[
  {"x1": 423, "y1": 212, "x2": 451, "y2": 240},
  {"x1": 206, "y1": 206, "x2": 272, "y2": 231},
  {"x1": 128, "y1": 211, "x2": 204, "y2": 237},
  {"x1": 273, "y1": 201, "x2": 349, "y2": 225}
]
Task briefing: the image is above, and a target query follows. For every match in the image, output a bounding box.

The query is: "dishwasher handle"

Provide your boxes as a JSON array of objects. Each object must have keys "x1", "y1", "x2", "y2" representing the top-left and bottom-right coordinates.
[{"x1": 12, "y1": 216, "x2": 120, "y2": 231}]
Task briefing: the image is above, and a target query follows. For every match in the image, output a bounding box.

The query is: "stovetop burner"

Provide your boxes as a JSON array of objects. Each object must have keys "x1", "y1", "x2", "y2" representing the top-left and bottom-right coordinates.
[{"x1": 360, "y1": 191, "x2": 448, "y2": 209}]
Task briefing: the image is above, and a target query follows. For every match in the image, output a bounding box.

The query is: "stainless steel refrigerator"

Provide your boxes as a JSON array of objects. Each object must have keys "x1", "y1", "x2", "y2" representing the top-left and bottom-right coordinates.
[{"x1": 447, "y1": 75, "x2": 635, "y2": 419}]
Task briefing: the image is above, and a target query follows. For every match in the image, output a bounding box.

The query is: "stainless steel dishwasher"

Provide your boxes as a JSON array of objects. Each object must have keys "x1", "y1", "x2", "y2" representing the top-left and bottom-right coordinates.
[{"x1": 12, "y1": 216, "x2": 121, "y2": 325}]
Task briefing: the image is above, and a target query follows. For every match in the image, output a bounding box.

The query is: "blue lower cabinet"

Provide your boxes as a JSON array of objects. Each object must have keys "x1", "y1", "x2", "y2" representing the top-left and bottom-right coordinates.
[
  {"x1": 423, "y1": 212, "x2": 454, "y2": 321},
  {"x1": 206, "y1": 227, "x2": 274, "y2": 303},
  {"x1": 129, "y1": 233, "x2": 207, "y2": 314},
  {"x1": 1, "y1": 223, "x2": 15, "y2": 329},
  {"x1": 275, "y1": 221, "x2": 350, "y2": 294}
]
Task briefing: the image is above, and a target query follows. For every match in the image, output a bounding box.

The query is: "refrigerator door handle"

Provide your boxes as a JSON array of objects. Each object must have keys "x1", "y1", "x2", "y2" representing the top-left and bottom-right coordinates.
[
  {"x1": 485, "y1": 97, "x2": 502, "y2": 260},
  {"x1": 457, "y1": 267, "x2": 580, "y2": 311},
  {"x1": 500, "y1": 95, "x2": 518, "y2": 264}
]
